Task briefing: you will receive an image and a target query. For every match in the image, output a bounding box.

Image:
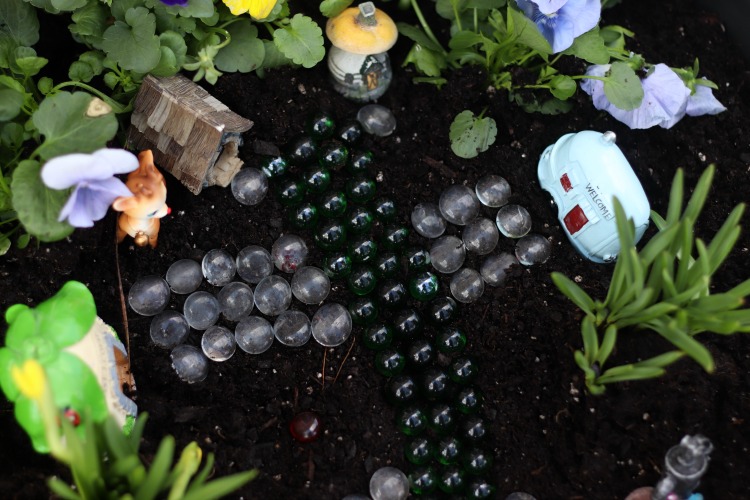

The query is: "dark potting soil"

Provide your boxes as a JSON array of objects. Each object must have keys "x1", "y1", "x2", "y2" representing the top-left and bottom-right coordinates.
[{"x1": 1, "y1": 0, "x2": 749, "y2": 498}]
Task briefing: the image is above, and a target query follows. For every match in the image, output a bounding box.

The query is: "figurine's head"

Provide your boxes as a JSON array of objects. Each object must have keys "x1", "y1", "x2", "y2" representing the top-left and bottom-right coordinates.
[{"x1": 112, "y1": 150, "x2": 169, "y2": 221}]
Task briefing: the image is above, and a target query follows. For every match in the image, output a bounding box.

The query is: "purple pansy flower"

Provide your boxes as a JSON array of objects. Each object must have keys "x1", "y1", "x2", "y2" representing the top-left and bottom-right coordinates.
[
  {"x1": 41, "y1": 148, "x2": 139, "y2": 228},
  {"x1": 686, "y1": 80, "x2": 727, "y2": 117},
  {"x1": 159, "y1": 0, "x2": 189, "y2": 6},
  {"x1": 515, "y1": 0, "x2": 601, "y2": 53}
]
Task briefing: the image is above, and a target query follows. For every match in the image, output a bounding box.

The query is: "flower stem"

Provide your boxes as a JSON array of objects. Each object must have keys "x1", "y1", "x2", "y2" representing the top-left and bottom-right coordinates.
[
  {"x1": 51, "y1": 82, "x2": 130, "y2": 114},
  {"x1": 410, "y1": 0, "x2": 448, "y2": 55}
]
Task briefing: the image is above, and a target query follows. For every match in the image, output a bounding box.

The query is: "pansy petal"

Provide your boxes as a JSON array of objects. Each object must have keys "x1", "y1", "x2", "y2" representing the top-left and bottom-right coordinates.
[
  {"x1": 222, "y1": 0, "x2": 249, "y2": 15},
  {"x1": 548, "y1": 16, "x2": 575, "y2": 53},
  {"x1": 91, "y1": 148, "x2": 139, "y2": 175},
  {"x1": 62, "y1": 189, "x2": 97, "y2": 228},
  {"x1": 41, "y1": 154, "x2": 95, "y2": 189},
  {"x1": 531, "y1": 0, "x2": 567, "y2": 15},
  {"x1": 560, "y1": 0, "x2": 600, "y2": 39},
  {"x1": 58, "y1": 187, "x2": 80, "y2": 223},
  {"x1": 88, "y1": 177, "x2": 134, "y2": 200},
  {"x1": 686, "y1": 83, "x2": 726, "y2": 117}
]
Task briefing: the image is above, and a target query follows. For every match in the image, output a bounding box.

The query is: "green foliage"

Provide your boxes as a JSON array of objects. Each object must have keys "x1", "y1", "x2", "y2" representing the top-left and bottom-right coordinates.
[
  {"x1": 552, "y1": 165, "x2": 750, "y2": 395},
  {"x1": 273, "y1": 14, "x2": 325, "y2": 69},
  {"x1": 449, "y1": 109, "x2": 497, "y2": 159}
]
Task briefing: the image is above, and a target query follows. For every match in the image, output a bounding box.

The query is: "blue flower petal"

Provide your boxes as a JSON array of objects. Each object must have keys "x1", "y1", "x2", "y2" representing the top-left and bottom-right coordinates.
[
  {"x1": 531, "y1": 0, "x2": 568, "y2": 15},
  {"x1": 686, "y1": 82, "x2": 726, "y2": 117}
]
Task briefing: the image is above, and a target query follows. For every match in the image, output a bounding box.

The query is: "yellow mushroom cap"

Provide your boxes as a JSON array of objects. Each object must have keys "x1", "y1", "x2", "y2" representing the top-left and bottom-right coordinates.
[{"x1": 326, "y1": 5, "x2": 398, "y2": 55}]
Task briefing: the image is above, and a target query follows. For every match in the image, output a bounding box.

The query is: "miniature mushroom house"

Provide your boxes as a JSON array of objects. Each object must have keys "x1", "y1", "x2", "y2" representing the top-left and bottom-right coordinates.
[{"x1": 326, "y1": 2, "x2": 398, "y2": 102}]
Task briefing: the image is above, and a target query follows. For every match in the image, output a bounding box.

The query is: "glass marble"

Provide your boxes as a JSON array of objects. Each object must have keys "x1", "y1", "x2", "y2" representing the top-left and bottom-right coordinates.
[
  {"x1": 463, "y1": 447, "x2": 493, "y2": 475},
  {"x1": 150, "y1": 310, "x2": 189, "y2": 349},
  {"x1": 463, "y1": 217, "x2": 499, "y2": 255},
  {"x1": 449, "y1": 356, "x2": 479, "y2": 384},
  {"x1": 291, "y1": 266, "x2": 330, "y2": 304},
  {"x1": 337, "y1": 120, "x2": 363, "y2": 145},
  {"x1": 357, "y1": 104, "x2": 397, "y2": 137},
  {"x1": 404, "y1": 247, "x2": 431, "y2": 273},
  {"x1": 315, "y1": 221, "x2": 347, "y2": 251},
  {"x1": 375, "y1": 348, "x2": 406, "y2": 377},
  {"x1": 344, "y1": 206, "x2": 374, "y2": 234},
  {"x1": 345, "y1": 175, "x2": 376, "y2": 203},
  {"x1": 171, "y1": 344, "x2": 209, "y2": 383},
  {"x1": 456, "y1": 386, "x2": 483, "y2": 414},
  {"x1": 377, "y1": 279, "x2": 408, "y2": 309},
  {"x1": 480, "y1": 252, "x2": 518, "y2": 287},
  {"x1": 374, "y1": 252, "x2": 400, "y2": 279},
  {"x1": 273, "y1": 309, "x2": 311, "y2": 347},
  {"x1": 475, "y1": 174, "x2": 511, "y2": 207},
  {"x1": 201, "y1": 325, "x2": 236, "y2": 362},
  {"x1": 318, "y1": 191, "x2": 348, "y2": 218},
  {"x1": 348, "y1": 149, "x2": 373, "y2": 174},
  {"x1": 409, "y1": 466, "x2": 438, "y2": 495},
  {"x1": 287, "y1": 135, "x2": 316, "y2": 165},
  {"x1": 236, "y1": 245, "x2": 273, "y2": 284},
  {"x1": 427, "y1": 296, "x2": 457, "y2": 324},
  {"x1": 183, "y1": 291, "x2": 220, "y2": 330},
  {"x1": 254, "y1": 275, "x2": 292, "y2": 316},
  {"x1": 235, "y1": 316, "x2": 274, "y2": 354},
  {"x1": 288, "y1": 202, "x2": 319, "y2": 230},
  {"x1": 421, "y1": 368, "x2": 451, "y2": 401},
  {"x1": 505, "y1": 492, "x2": 536, "y2": 500},
  {"x1": 323, "y1": 252, "x2": 352, "y2": 279},
  {"x1": 216, "y1": 281, "x2": 254, "y2": 321},
  {"x1": 306, "y1": 110, "x2": 335, "y2": 140},
  {"x1": 395, "y1": 405, "x2": 427, "y2": 436},
  {"x1": 128, "y1": 275, "x2": 170, "y2": 316},
  {"x1": 372, "y1": 197, "x2": 397, "y2": 222},
  {"x1": 430, "y1": 235, "x2": 466, "y2": 274},
  {"x1": 302, "y1": 166, "x2": 331, "y2": 194},
  {"x1": 392, "y1": 308, "x2": 423, "y2": 339},
  {"x1": 259, "y1": 155, "x2": 288, "y2": 178},
  {"x1": 439, "y1": 184, "x2": 480, "y2": 226},
  {"x1": 450, "y1": 268, "x2": 485, "y2": 304},
  {"x1": 271, "y1": 234, "x2": 308, "y2": 273},
  {"x1": 435, "y1": 435, "x2": 462, "y2": 464},
  {"x1": 411, "y1": 202, "x2": 447, "y2": 239},
  {"x1": 318, "y1": 141, "x2": 349, "y2": 171},
  {"x1": 429, "y1": 404, "x2": 457, "y2": 435},
  {"x1": 347, "y1": 266, "x2": 377, "y2": 295},
  {"x1": 436, "y1": 327, "x2": 467, "y2": 355},
  {"x1": 406, "y1": 338, "x2": 434, "y2": 369},
  {"x1": 381, "y1": 225, "x2": 409, "y2": 251},
  {"x1": 438, "y1": 466, "x2": 466, "y2": 494},
  {"x1": 405, "y1": 437, "x2": 434, "y2": 465},
  {"x1": 202, "y1": 249, "x2": 236, "y2": 286},
  {"x1": 462, "y1": 416, "x2": 488, "y2": 442},
  {"x1": 370, "y1": 467, "x2": 409, "y2": 500},
  {"x1": 231, "y1": 167, "x2": 268, "y2": 206},
  {"x1": 348, "y1": 236, "x2": 378, "y2": 264},
  {"x1": 348, "y1": 297, "x2": 379, "y2": 326},
  {"x1": 289, "y1": 411, "x2": 322, "y2": 443},
  {"x1": 276, "y1": 178, "x2": 306, "y2": 206},
  {"x1": 409, "y1": 271, "x2": 439, "y2": 301},
  {"x1": 468, "y1": 480, "x2": 497, "y2": 499},
  {"x1": 166, "y1": 259, "x2": 203, "y2": 294},
  {"x1": 386, "y1": 374, "x2": 418, "y2": 406},
  {"x1": 515, "y1": 233, "x2": 552, "y2": 265},
  {"x1": 362, "y1": 323, "x2": 393, "y2": 350},
  {"x1": 496, "y1": 204, "x2": 532, "y2": 238},
  {"x1": 311, "y1": 303, "x2": 352, "y2": 347}
]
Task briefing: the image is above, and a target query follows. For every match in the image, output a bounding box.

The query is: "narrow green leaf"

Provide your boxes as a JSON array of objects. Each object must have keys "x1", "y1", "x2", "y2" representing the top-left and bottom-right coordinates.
[
  {"x1": 665, "y1": 275, "x2": 709, "y2": 307},
  {"x1": 654, "y1": 321, "x2": 714, "y2": 372},
  {"x1": 184, "y1": 452, "x2": 215, "y2": 490},
  {"x1": 594, "y1": 324, "x2": 618, "y2": 367},
  {"x1": 319, "y1": 0, "x2": 353, "y2": 18},
  {"x1": 634, "y1": 350, "x2": 685, "y2": 368},
  {"x1": 181, "y1": 470, "x2": 258, "y2": 500},
  {"x1": 608, "y1": 287, "x2": 655, "y2": 323},
  {"x1": 400, "y1": 23, "x2": 447, "y2": 53},
  {"x1": 682, "y1": 164, "x2": 715, "y2": 223},
  {"x1": 580, "y1": 315, "x2": 599, "y2": 365},
  {"x1": 704, "y1": 204, "x2": 745, "y2": 275},
  {"x1": 726, "y1": 277, "x2": 750, "y2": 299},
  {"x1": 639, "y1": 222, "x2": 679, "y2": 266},
  {"x1": 615, "y1": 302, "x2": 679, "y2": 328},
  {"x1": 651, "y1": 210, "x2": 667, "y2": 231},
  {"x1": 47, "y1": 477, "x2": 82, "y2": 500},
  {"x1": 550, "y1": 272, "x2": 595, "y2": 315},
  {"x1": 596, "y1": 365, "x2": 665, "y2": 385},
  {"x1": 674, "y1": 219, "x2": 695, "y2": 291},
  {"x1": 136, "y1": 436, "x2": 175, "y2": 500},
  {"x1": 691, "y1": 293, "x2": 744, "y2": 313},
  {"x1": 508, "y1": 6, "x2": 552, "y2": 54},
  {"x1": 603, "y1": 255, "x2": 626, "y2": 309},
  {"x1": 665, "y1": 168, "x2": 684, "y2": 226},
  {"x1": 110, "y1": 454, "x2": 143, "y2": 478}
]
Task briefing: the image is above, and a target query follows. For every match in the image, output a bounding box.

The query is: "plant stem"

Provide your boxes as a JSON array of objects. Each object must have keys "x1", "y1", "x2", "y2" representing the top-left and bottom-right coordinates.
[
  {"x1": 51, "y1": 82, "x2": 131, "y2": 114},
  {"x1": 410, "y1": 0, "x2": 448, "y2": 55}
]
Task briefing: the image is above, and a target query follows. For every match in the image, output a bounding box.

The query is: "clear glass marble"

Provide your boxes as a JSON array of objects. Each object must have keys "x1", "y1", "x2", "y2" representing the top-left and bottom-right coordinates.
[
  {"x1": 170, "y1": 344, "x2": 209, "y2": 383},
  {"x1": 201, "y1": 325, "x2": 236, "y2": 362},
  {"x1": 515, "y1": 233, "x2": 552, "y2": 265},
  {"x1": 430, "y1": 235, "x2": 466, "y2": 274},
  {"x1": 216, "y1": 282, "x2": 254, "y2": 321},
  {"x1": 439, "y1": 185, "x2": 480, "y2": 226},
  {"x1": 183, "y1": 291, "x2": 220, "y2": 330},
  {"x1": 411, "y1": 202, "x2": 447, "y2": 239},
  {"x1": 496, "y1": 204, "x2": 532, "y2": 238},
  {"x1": 462, "y1": 217, "x2": 499, "y2": 255},
  {"x1": 231, "y1": 167, "x2": 268, "y2": 206},
  {"x1": 480, "y1": 252, "x2": 519, "y2": 287},
  {"x1": 450, "y1": 268, "x2": 485, "y2": 304},
  {"x1": 369, "y1": 466, "x2": 409, "y2": 500},
  {"x1": 150, "y1": 310, "x2": 190, "y2": 349},
  {"x1": 271, "y1": 234, "x2": 309, "y2": 273},
  {"x1": 291, "y1": 266, "x2": 331, "y2": 305},
  {"x1": 236, "y1": 245, "x2": 273, "y2": 284},
  {"x1": 202, "y1": 248, "x2": 236, "y2": 286},
  {"x1": 235, "y1": 316, "x2": 274, "y2": 354},
  {"x1": 128, "y1": 275, "x2": 170, "y2": 316},
  {"x1": 475, "y1": 174, "x2": 511, "y2": 207},
  {"x1": 254, "y1": 275, "x2": 292, "y2": 316},
  {"x1": 357, "y1": 104, "x2": 396, "y2": 137},
  {"x1": 273, "y1": 310, "x2": 311, "y2": 347},
  {"x1": 311, "y1": 303, "x2": 353, "y2": 347},
  {"x1": 165, "y1": 259, "x2": 203, "y2": 294}
]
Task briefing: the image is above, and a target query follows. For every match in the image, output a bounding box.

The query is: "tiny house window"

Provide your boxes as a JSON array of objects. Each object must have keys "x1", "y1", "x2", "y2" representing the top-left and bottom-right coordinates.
[
  {"x1": 560, "y1": 173, "x2": 573, "y2": 192},
  {"x1": 563, "y1": 204, "x2": 589, "y2": 234}
]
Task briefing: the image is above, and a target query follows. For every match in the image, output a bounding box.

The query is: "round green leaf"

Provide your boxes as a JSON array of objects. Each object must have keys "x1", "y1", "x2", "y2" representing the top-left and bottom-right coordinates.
[
  {"x1": 0, "y1": 0, "x2": 39, "y2": 46},
  {"x1": 449, "y1": 110, "x2": 497, "y2": 159},
  {"x1": 604, "y1": 61, "x2": 644, "y2": 111},
  {"x1": 102, "y1": 7, "x2": 161, "y2": 73},
  {"x1": 272, "y1": 14, "x2": 324, "y2": 69},
  {"x1": 215, "y1": 20, "x2": 264, "y2": 73},
  {"x1": 0, "y1": 88, "x2": 23, "y2": 120}
]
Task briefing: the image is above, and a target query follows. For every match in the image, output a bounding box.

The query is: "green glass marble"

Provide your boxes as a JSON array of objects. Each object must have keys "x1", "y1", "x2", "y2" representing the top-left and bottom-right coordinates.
[
  {"x1": 409, "y1": 466, "x2": 438, "y2": 495},
  {"x1": 345, "y1": 175, "x2": 376, "y2": 203},
  {"x1": 306, "y1": 110, "x2": 335, "y2": 140},
  {"x1": 344, "y1": 206, "x2": 374, "y2": 234},
  {"x1": 362, "y1": 323, "x2": 393, "y2": 351},
  {"x1": 463, "y1": 448, "x2": 493, "y2": 475},
  {"x1": 404, "y1": 437, "x2": 434, "y2": 466},
  {"x1": 462, "y1": 416, "x2": 487, "y2": 443},
  {"x1": 435, "y1": 327, "x2": 467, "y2": 355},
  {"x1": 260, "y1": 155, "x2": 288, "y2": 178},
  {"x1": 347, "y1": 265, "x2": 377, "y2": 295},
  {"x1": 375, "y1": 348, "x2": 406, "y2": 377},
  {"x1": 406, "y1": 338, "x2": 434, "y2": 370},
  {"x1": 448, "y1": 357, "x2": 479, "y2": 385},
  {"x1": 318, "y1": 191, "x2": 347, "y2": 218},
  {"x1": 404, "y1": 247, "x2": 431, "y2": 273},
  {"x1": 323, "y1": 252, "x2": 352, "y2": 279},
  {"x1": 395, "y1": 405, "x2": 427, "y2": 436},
  {"x1": 455, "y1": 386, "x2": 483, "y2": 415},
  {"x1": 287, "y1": 135, "x2": 317, "y2": 165},
  {"x1": 428, "y1": 404, "x2": 456, "y2": 435},
  {"x1": 438, "y1": 466, "x2": 466, "y2": 494},
  {"x1": 427, "y1": 297, "x2": 457, "y2": 324},
  {"x1": 348, "y1": 297, "x2": 379, "y2": 326},
  {"x1": 409, "y1": 272, "x2": 439, "y2": 301},
  {"x1": 377, "y1": 279, "x2": 407, "y2": 309},
  {"x1": 421, "y1": 368, "x2": 452, "y2": 401},
  {"x1": 385, "y1": 374, "x2": 417, "y2": 406},
  {"x1": 337, "y1": 120, "x2": 363, "y2": 146},
  {"x1": 302, "y1": 166, "x2": 331, "y2": 194},
  {"x1": 314, "y1": 221, "x2": 347, "y2": 251},
  {"x1": 372, "y1": 197, "x2": 397, "y2": 222},
  {"x1": 392, "y1": 308, "x2": 423, "y2": 340},
  {"x1": 288, "y1": 202, "x2": 319, "y2": 229},
  {"x1": 374, "y1": 252, "x2": 400, "y2": 278},
  {"x1": 348, "y1": 149, "x2": 373, "y2": 173},
  {"x1": 318, "y1": 141, "x2": 349, "y2": 171},
  {"x1": 434, "y1": 435, "x2": 462, "y2": 465},
  {"x1": 466, "y1": 479, "x2": 496, "y2": 499},
  {"x1": 276, "y1": 178, "x2": 306, "y2": 206},
  {"x1": 348, "y1": 237, "x2": 378, "y2": 264},
  {"x1": 381, "y1": 224, "x2": 410, "y2": 251}
]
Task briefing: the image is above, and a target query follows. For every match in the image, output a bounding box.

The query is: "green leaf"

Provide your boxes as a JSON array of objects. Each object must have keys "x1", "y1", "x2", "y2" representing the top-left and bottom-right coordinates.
[
  {"x1": 1, "y1": 122, "x2": 24, "y2": 149},
  {"x1": 11, "y1": 159, "x2": 74, "y2": 242},
  {"x1": 69, "y1": 1, "x2": 108, "y2": 48},
  {"x1": 136, "y1": 436, "x2": 175, "y2": 500},
  {"x1": 563, "y1": 27, "x2": 609, "y2": 64},
  {"x1": 272, "y1": 14, "x2": 325, "y2": 69},
  {"x1": 181, "y1": 470, "x2": 258, "y2": 500},
  {"x1": 508, "y1": 6, "x2": 552, "y2": 54},
  {"x1": 615, "y1": 302, "x2": 679, "y2": 328},
  {"x1": 151, "y1": 31, "x2": 188, "y2": 76},
  {"x1": 548, "y1": 75, "x2": 576, "y2": 100},
  {"x1": 259, "y1": 39, "x2": 291, "y2": 69},
  {"x1": 635, "y1": 351, "x2": 685, "y2": 369},
  {"x1": 580, "y1": 315, "x2": 599, "y2": 365},
  {"x1": 163, "y1": 0, "x2": 216, "y2": 19},
  {"x1": 0, "y1": 0, "x2": 39, "y2": 46},
  {"x1": 449, "y1": 109, "x2": 497, "y2": 159},
  {"x1": 69, "y1": 60, "x2": 95, "y2": 82},
  {"x1": 596, "y1": 365, "x2": 665, "y2": 385},
  {"x1": 102, "y1": 7, "x2": 161, "y2": 73},
  {"x1": 603, "y1": 61, "x2": 644, "y2": 111},
  {"x1": 320, "y1": 0, "x2": 353, "y2": 18},
  {"x1": 14, "y1": 46, "x2": 48, "y2": 77},
  {"x1": 683, "y1": 164, "x2": 714, "y2": 223},
  {"x1": 47, "y1": 477, "x2": 81, "y2": 500},
  {"x1": 0, "y1": 88, "x2": 23, "y2": 120},
  {"x1": 400, "y1": 23, "x2": 446, "y2": 53},
  {"x1": 653, "y1": 320, "x2": 714, "y2": 372},
  {"x1": 0, "y1": 237, "x2": 10, "y2": 256},
  {"x1": 664, "y1": 168, "x2": 684, "y2": 226},
  {"x1": 404, "y1": 44, "x2": 448, "y2": 78},
  {"x1": 51, "y1": 0, "x2": 87, "y2": 11},
  {"x1": 0, "y1": 33, "x2": 17, "y2": 68},
  {"x1": 595, "y1": 324, "x2": 618, "y2": 367},
  {"x1": 550, "y1": 272, "x2": 595, "y2": 315},
  {"x1": 33, "y1": 91, "x2": 118, "y2": 160},
  {"x1": 215, "y1": 20, "x2": 264, "y2": 73}
]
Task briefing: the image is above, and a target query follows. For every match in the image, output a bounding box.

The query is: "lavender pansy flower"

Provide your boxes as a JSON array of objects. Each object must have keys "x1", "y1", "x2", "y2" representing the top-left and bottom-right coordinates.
[
  {"x1": 41, "y1": 149, "x2": 139, "y2": 228},
  {"x1": 515, "y1": 0, "x2": 601, "y2": 53},
  {"x1": 581, "y1": 63, "x2": 691, "y2": 129},
  {"x1": 159, "y1": 0, "x2": 189, "y2": 6},
  {"x1": 686, "y1": 80, "x2": 727, "y2": 117}
]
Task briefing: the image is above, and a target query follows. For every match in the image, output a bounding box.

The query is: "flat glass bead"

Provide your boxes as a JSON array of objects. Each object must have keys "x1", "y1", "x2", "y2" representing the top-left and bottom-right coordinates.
[
  {"x1": 349, "y1": 236, "x2": 378, "y2": 264},
  {"x1": 504, "y1": 492, "x2": 536, "y2": 500},
  {"x1": 438, "y1": 466, "x2": 466, "y2": 494},
  {"x1": 439, "y1": 185, "x2": 480, "y2": 226},
  {"x1": 429, "y1": 404, "x2": 456, "y2": 435},
  {"x1": 170, "y1": 344, "x2": 208, "y2": 383},
  {"x1": 129, "y1": 275, "x2": 170, "y2": 316},
  {"x1": 202, "y1": 249, "x2": 236, "y2": 286},
  {"x1": 421, "y1": 368, "x2": 452, "y2": 401},
  {"x1": 375, "y1": 348, "x2": 406, "y2": 377},
  {"x1": 287, "y1": 135, "x2": 317, "y2": 165},
  {"x1": 166, "y1": 259, "x2": 203, "y2": 294},
  {"x1": 377, "y1": 279, "x2": 408, "y2": 309},
  {"x1": 201, "y1": 325, "x2": 236, "y2": 362},
  {"x1": 318, "y1": 141, "x2": 349, "y2": 171},
  {"x1": 254, "y1": 275, "x2": 292, "y2": 316},
  {"x1": 467, "y1": 479, "x2": 497, "y2": 499},
  {"x1": 409, "y1": 466, "x2": 438, "y2": 495},
  {"x1": 302, "y1": 166, "x2": 331, "y2": 194},
  {"x1": 259, "y1": 155, "x2": 288, "y2": 178},
  {"x1": 337, "y1": 119, "x2": 363, "y2": 145},
  {"x1": 370, "y1": 467, "x2": 409, "y2": 500},
  {"x1": 496, "y1": 204, "x2": 532, "y2": 238},
  {"x1": 217, "y1": 281, "x2": 254, "y2": 321},
  {"x1": 347, "y1": 265, "x2": 377, "y2": 295},
  {"x1": 345, "y1": 175, "x2": 376, "y2": 203},
  {"x1": 406, "y1": 338, "x2": 434, "y2": 369},
  {"x1": 231, "y1": 167, "x2": 268, "y2": 206},
  {"x1": 323, "y1": 252, "x2": 352, "y2": 279},
  {"x1": 288, "y1": 202, "x2": 319, "y2": 230},
  {"x1": 357, "y1": 104, "x2": 397, "y2": 137},
  {"x1": 480, "y1": 252, "x2": 518, "y2": 287},
  {"x1": 183, "y1": 291, "x2": 220, "y2": 330},
  {"x1": 306, "y1": 110, "x2": 335, "y2": 140},
  {"x1": 291, "y1": 266, "x2": 331, "y2": 304},
  {"x1": 311, "y1": 303, "x2": 352, "y2": 347},
  {"x1": 404, "y1": 247, "x2": 431, "y2": 273},
  {"x1": 381, "y1": 225, "x2": 410, "y2": 251},
  {"x1": 348, "y1": 297, "x2": 379, "y2": 326},
  {"x1": 515, "y1": 233, "x2": 551, "y2": 265},
  {"x1": 271, "y1": 234, "x2": 308, "y2": 273},
  {"x1": 427, "y1": 297, "x2": 457, "y2": 324},
  {"x1": 450, "y1": 268, "x2": 485, "y2": 304},
  {"x1": 405, "y1": 437, "x2": 434, "y2": 466},
  {"x1": 475, "y1": 174, "x2": 511, "y2": 207},
  {"x1": 237, "y1": 245, "x2": 273, "y2": 284},
  {"x1": 348, "y1": 149, "x2": 373, "y2": 174},
  {"x1": 448, "y1": 356, "x2": 479, "y2": 384},
  {"x1": 372, "y1": 197, "x2": 397, "y2": 222},
  {"x1": 235, "y1": 316, "x2": 274, "y2": 354},
  {"x1": 435, "y1": 435, "x2": 462, "y2": 464},
  {"x1": 150, "y1": 310, "x2": 189, "y2": 349},
  {"x1": 436, "y1": 327, "x2": 467, "y2": 355},
  {"x1": 319, "y1": 191, "x2": 348, "y2": 218},
  {"x1": 344, "y1": 206, "x2": 374, "y2": 234},
  {"x1": 273, "y1": 309, "x2": 311, "y2": 346},
  {"x1": 276, "y1": 178, "x2": 307, "y2": 206},
  {"x1": 315, "y1": 221, "x2": 347, "y2": 251},
  {"x1": 463, "y1": 448, "x2": 493, "y2": 475},
  {"x1": 462, "y1": 217, "x2": 499, "y2": 255},
  {"x1": 362, "y1": 323, "x2": 394, "y2": 350},
  {"x1": 289, "y1": 411, "x2": 322, "y2": 442},
  {"x1": 462, "y1": 416, "x2": 487, "y2": 442},
  {"x1": 409, "y1": 271, "x2": 439, "y2": 301},
  {"x1": 374, "y1": 252, "x2": 400, "y2": 278},
  {"x1": 392, "y1": 308, "x2": 423, "y2": 340},
  {"x1": 411, "y1": 202, "x2": 447, "y2": 239},
  {"x1": 430, "y1": 236, "x2": 466, "y2": 274},
  {"x1": 455, "y1": 386, "x2": 483, "y2": 414},
  {"x1": 386, "y1": 374, "x2": 418, "y2": 406},
  {"x1": 395, "y1": 405, "x2": 427, "y2": 436}
]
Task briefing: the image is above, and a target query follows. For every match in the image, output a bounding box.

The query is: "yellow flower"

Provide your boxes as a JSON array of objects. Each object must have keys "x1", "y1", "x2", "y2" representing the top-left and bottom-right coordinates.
[
  {"x1": 222, "y1": 0, "x2": 276, "y2": 18},
  {"x1": 11, "y1": 359, "x2": 46, "y2": 401}
]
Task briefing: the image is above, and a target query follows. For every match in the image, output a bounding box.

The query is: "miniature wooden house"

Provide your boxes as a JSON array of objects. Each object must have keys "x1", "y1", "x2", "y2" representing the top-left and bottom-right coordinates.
[{"x1": 127, "y1": 74, "x2": 253, "y2": 194}]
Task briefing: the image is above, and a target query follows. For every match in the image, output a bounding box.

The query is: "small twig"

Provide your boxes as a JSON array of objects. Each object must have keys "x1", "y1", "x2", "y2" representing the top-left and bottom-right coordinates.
[
  {"x1": 321, "y1": 348, "x2": 327, "y2": 390},
  {"x1": 306, "y1": 449, "x2": 315, "y2": 481},
  {"x1": 260, "y1": 416, "x2": 278, "y2": 432},
  {"x1": 332, "y1": 335, "x2": 356, "y2": 386},
  {"x1": 480, "y1": 304, "x2": 490, "y2": 324}
]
